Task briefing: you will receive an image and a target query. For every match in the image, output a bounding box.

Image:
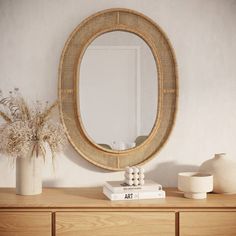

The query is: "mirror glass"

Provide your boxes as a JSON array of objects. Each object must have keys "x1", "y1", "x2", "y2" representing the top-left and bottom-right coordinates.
[{"x1": 78, "y1": 31, "x2": 157, "y2": 151}]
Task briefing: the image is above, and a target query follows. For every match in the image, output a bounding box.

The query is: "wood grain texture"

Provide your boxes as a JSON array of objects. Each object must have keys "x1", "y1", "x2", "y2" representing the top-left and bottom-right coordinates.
[
  {"x1": 58, "y1": 8, "x2": 178, "y2": 170},
  {"x1": 0, "y1": 188, "x2": 236, "y2": 209},
  {"x1": 180, "y1": 212, "x2": 236, "y2": 236},
  {"x1": 0, "y1": 188, "x2": 236, "y2": 235},
  {"x1": 0, "y1": 212, "x2": 51, "y2": 236},
  {"x1": 56, "y1": 212, "x2": 175, "y2": 236}
]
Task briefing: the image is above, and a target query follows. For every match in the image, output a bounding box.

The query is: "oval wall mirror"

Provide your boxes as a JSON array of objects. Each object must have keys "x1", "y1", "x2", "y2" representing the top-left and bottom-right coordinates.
[
  {"x1": 59, "y1": 8, "x2": 178, "y2": 170},
  {"x1": 79, "y1": 31, "x2": 157, "y2": 151}
]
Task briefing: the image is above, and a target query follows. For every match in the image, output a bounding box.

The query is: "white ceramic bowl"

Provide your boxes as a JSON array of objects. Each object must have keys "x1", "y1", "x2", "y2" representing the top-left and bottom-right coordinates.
[{"x1": 178, "y1": 172, "x2": 213, "y2": 199}]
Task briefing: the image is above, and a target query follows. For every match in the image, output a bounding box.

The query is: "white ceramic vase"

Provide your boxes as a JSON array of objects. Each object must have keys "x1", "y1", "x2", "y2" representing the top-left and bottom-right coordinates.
[
  {"x1": 16, "y1": 155, "x2": 43, "y2": 195},
  {"x1": 199, "y1": 153, "x2": 236, "y2": 194}
]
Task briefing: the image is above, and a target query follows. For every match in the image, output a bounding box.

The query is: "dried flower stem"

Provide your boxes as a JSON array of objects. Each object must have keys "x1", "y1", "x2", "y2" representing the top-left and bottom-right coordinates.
[{"x1": 0, "y1": 111, "x2": 12, "y2": 123}]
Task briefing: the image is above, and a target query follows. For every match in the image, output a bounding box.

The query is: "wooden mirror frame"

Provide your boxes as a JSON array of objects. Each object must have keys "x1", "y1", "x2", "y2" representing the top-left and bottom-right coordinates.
[{"x1": 59, "y1": 8, "x2": 178, "y2": 170}]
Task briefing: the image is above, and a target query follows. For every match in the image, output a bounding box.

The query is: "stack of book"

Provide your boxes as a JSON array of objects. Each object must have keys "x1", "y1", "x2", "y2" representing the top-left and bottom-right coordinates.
[{"x1": 103, "y1": 179, "x2": 165, "y2": 201}]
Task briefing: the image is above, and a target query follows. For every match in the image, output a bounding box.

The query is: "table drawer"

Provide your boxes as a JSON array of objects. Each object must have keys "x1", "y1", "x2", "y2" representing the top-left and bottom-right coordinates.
[
  {"x1": 56, "y1": 211, "x2": 175, "y2": 236},
  {"x1": 180, "y1": 212, "x2": 236, "y2": 236},
  {"x1": 0, "y1": 212, "x2": 51, "y2": 236}
]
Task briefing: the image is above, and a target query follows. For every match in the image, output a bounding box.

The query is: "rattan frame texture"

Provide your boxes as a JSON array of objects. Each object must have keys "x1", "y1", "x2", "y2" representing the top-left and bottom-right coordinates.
[{"x1": 59, "y1": 8, "x2": 178, "y2": 170}]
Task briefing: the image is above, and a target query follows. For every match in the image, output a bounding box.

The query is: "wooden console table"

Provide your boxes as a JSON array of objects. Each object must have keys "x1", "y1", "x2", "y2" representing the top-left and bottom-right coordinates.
[{"x1": 0, "y1": 188, "x2": 235, "y2": 236}]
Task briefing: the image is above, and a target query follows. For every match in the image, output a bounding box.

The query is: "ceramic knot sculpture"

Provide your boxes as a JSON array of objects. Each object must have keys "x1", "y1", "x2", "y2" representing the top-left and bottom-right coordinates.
[
  {"x1": 199, "y1": 153, "x2": 236, "y2": 193},
  {"x1": 125, "y1": 166, "x2": 145, "y2": 186}
]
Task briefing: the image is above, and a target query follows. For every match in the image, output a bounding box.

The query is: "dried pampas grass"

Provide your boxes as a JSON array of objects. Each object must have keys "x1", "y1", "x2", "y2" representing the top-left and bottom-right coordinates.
[{"x1": 0, "y1": 88, "x2": 66, "y2": 162}]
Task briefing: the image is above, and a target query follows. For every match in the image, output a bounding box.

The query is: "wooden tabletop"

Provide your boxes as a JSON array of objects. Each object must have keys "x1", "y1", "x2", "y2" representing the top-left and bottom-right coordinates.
[{"x1": 0, "y1": 187, "x2": 235, "y2": 209}]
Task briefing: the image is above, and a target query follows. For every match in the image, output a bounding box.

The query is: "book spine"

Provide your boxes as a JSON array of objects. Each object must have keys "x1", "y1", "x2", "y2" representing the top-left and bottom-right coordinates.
[
  {"x1": 104, "y1": 183, "x2": 162, "y2": 193},
  {"x1": 103, "y1": 187, "x2": 166, "y2": 201}
]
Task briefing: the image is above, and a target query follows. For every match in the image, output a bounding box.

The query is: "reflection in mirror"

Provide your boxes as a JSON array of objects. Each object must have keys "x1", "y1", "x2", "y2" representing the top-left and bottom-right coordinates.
[{"x1": 79, "y1": 31, "x2": 157, "y2": 151}]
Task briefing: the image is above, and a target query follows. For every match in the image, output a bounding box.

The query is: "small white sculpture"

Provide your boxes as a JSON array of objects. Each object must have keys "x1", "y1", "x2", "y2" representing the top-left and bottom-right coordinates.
[{"x1": 124, "y1": 166, "x2": 145, "y2": 186}]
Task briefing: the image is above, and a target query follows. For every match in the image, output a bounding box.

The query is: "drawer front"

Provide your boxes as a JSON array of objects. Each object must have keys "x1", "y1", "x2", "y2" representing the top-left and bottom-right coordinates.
[
  {"x1": 180, "y1": 212, "x2": 236, "y2": 236},
  {"x1": 0, "y1": 212, "x2": 51, "y2": 236},
  {"x1": 56, "y1": 212, "x2": 175, "y2": 236}
]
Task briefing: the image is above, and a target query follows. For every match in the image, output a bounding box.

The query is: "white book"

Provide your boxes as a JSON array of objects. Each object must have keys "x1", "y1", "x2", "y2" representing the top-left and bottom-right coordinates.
[
  {"x1": 104, "y1": 179, "x2": 162, "y2": 193},
  {"x1": 103, "y1": 186, "x2": 166, "y2": 201}
]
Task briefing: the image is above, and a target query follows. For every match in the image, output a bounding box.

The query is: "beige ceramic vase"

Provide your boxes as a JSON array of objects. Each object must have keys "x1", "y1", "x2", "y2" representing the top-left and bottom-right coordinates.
[
  {"x1": 16, "y1": 155, "x2": 43, "y2": 195},
  {"x1": 199, "y1": 153, "x2": 236, "y2": 193}
]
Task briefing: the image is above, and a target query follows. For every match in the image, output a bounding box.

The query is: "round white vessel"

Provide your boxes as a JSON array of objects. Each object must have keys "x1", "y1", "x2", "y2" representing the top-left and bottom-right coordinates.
[
  {"x1": 199, "y1": 153, "x2": 236, "y2": 193},
  {"x1": 178, "y1": 172, "x2": 213, "y2": 199}
]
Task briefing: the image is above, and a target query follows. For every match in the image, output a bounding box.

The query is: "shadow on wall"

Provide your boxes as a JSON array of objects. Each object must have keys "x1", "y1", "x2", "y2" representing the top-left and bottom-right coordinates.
[
  {"x1": 145, "y1": 161, "x2": 199, "y2": 187},
  {"x1": 43, "y1": 179, "x2": 63, "y2": 187},
  {"x1": 63, "y1": 144, "x2": 111, "y2": 173},
  {"x1": 42, "y1": 144, "x2": 112, "y2": 187}
]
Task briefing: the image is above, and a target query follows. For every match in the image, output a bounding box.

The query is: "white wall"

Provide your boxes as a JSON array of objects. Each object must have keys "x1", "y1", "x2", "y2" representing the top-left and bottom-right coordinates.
[{"x1": 0, "y1": 0, "x2": 236, "y2": 187}]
